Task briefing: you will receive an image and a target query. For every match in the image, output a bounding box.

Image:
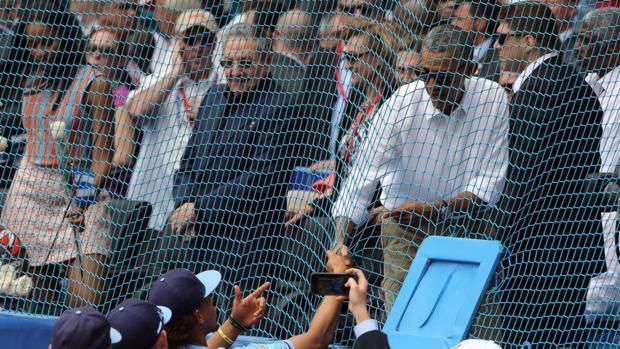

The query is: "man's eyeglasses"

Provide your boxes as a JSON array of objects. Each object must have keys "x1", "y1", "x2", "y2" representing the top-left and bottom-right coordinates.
[
  {"x1": 182, "y1": 32, "x2": 215, "y2": 47},
  {"x1": 337, "y1": 3, "x2": 375, "y2": 17},
  {"x1": 219, "y1": 58, "x2": 255, "y2": 69},
  {"x1": 342, "y1": 50, "x2": 371, "y2": 63}
]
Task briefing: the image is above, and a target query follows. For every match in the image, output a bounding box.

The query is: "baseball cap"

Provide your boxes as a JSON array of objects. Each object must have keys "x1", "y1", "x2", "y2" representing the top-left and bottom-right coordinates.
[
  {"x1": 148, "y1": 268, "x2": 221, "y2": 322},
  {"x1": 108, "y1": 299, "x2": 172, "y2": 349},
  {"x1": 452, "y1": 339, "x2": 503, "y2": 349},
  {"x1": 175, "y1": 10, "x2": 219, "y2": 36},
  {"x1": 51, "y1": 306, "x2": 117, "y2": 349}
]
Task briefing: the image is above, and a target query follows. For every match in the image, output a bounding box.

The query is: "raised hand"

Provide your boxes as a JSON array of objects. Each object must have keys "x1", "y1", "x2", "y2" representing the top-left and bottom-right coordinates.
[{"x1": 231, "y1": 282, "x2": 270, "y2": 329}]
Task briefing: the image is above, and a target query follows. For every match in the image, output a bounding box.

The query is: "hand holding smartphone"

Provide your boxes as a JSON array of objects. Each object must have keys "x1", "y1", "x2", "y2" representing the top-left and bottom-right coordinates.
[{"x1": 310, "y1": 272, "x2": 358, "y2": 296}]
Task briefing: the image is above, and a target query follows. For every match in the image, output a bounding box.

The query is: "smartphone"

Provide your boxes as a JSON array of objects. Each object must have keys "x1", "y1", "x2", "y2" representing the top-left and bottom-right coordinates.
[{"x1": 310, "y1": 272, "x2": 356, "y2": 296}]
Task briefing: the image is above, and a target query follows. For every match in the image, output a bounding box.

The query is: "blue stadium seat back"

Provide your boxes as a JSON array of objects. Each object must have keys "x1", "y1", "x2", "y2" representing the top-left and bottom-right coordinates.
[
  {"x1": 0, "y1": 312, "x2": 55, "y2": 348},
  {"x1": 383, "y1": 237, "x2": 504, "y2": 349}
]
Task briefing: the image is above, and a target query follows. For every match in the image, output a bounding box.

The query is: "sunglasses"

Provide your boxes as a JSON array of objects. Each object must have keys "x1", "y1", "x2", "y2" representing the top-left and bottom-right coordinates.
[
  {"x1": 337, "y1": 3, "x2": 375, "y2": 17},
  {"x1": 182, "y1": 33, "x2": 215, "y2": 47},
  {"x1": 342, "y1": 50, "x2": 371, "y2": 63},
  {"x1": 219, "y1": 58, "x2": 255, "y2": 69},
  {"x1": 495, "y1": 32, "x2": 524, "y2": 46},
  {"x1": 87, "y1": 45, "x2": 117, "y2": 57},
  {"x1": 414, "y1": 63, "x2": 466, "y2": 86}
]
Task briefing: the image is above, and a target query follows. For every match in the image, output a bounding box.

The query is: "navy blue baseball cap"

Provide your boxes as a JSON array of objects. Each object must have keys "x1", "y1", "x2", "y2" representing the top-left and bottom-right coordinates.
[
  {"x1": 108, "y1": 299, "x2": 172, "y2": 349},
  {"x1": 147, "y1": 268, "x2": 221, "y2": 322},
  {"x1": 52, "y1": 306, "x2": 117, "y2": 349}
]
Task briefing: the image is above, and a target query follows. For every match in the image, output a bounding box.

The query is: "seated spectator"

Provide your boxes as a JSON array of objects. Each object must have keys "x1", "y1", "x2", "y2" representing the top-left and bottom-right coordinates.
[
  {"x1": 1, "y1": 0, "x2": 115, "y2": 308},
  {"x1": 50, "y1": 306, "x2": 115, "y2": 349},
  {"x1": 332, "y1": 25, "x2": 509, "y2": 316},
  {"x1": 148, "y1": 250, "x2": 348, "y2": 349},
  {"x1": 494, "y1": 2, "x2": 606, "y2": 346},
  {"x1": 108, "y1": 299, "x2": 170, "y2": 349},
  {"x1": 396, "y1": 49, "x2": 418, "y2": 85},
  {"x1": 122, "y1": 9, "x2": 218, "y2": 230},
  {"x1": 286, "y1": 24, "x2": 400, "y2": 227},
  {"x1": 575, "y1": 7, "x2": 620, "y2": 172},
  {"x1": 170, "y1": 23, "x2": 300, "y2": 296},
  {"x1": 450, "y1": 0, "x2": 501, "y2": 82}
]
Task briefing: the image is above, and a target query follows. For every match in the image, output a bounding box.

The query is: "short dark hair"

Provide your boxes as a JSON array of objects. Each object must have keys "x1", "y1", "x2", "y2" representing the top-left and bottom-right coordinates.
[
  {"x1": 165, "y1": 312, "x2": 198, "y2": 349},
  {"x1": 463, "y1": 0, "x2": 501, "y2": 36},
  {"x1": 500, "y1": 1, "x2": 561, "y2": 51}
]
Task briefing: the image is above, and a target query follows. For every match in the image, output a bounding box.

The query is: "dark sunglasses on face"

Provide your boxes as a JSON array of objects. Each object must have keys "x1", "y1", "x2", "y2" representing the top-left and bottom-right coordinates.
[
  {"x1": 342, "y1": 50, "x2": 371, "y2": 63},
  {"x1": 337, "y1": 3, "x2": 375, "y2": 17},
  {"x1": 182, "y1": 32, "x2": 216, "y2": 47},
  {"x1": 414, "y1": 63, "x2": 466, "y2": 86},
  {"x1": 87, "y1": 44, "x2": 117, "y2": 57},
  {"x1": 219, "y1": 58, "x2": 255, "y2": 69},
  {"x1": 495, "y1": 32, "x2": 524, "y2": 46}
]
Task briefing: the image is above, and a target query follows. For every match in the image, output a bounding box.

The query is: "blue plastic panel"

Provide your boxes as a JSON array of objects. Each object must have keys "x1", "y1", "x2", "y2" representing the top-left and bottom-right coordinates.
[{"x1": 383, "y1": 237, "x2": 503, "y2": 349}]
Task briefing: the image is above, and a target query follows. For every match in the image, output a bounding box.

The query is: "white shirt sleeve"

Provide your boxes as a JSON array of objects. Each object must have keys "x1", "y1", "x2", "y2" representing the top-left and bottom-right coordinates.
[
  {"x1": 463, "y1": 87, "x2": 510, "y2": 204},
  {"x1": 332, "y1": 94, "x2": 401, "y2": 224},
  {"x1": 354, "y1": 319, "x2": 380, "y2": 338}
]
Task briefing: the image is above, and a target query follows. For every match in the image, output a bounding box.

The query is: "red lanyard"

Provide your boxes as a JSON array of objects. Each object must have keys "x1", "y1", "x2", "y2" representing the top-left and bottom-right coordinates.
[
  {"x1": 344, "y1": 93, "x2": 382, "y2": 163},
  {"x1": 335, "y1": 41, "x2": 348, "y2": 100},
  {"x1": 178, "y1": 84, "x2": 193, "y2": 129}
]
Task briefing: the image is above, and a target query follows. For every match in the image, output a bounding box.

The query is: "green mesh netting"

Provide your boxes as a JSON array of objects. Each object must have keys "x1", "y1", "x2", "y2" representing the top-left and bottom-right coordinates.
[{"x1": 0, "y1": 0, "x2": 619, "y2": 347}]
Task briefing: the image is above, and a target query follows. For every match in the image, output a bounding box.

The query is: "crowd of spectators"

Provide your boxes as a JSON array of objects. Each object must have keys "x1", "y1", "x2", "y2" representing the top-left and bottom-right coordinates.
[{"x1": 0, "y1": 0, "x2": 620, "y2": 347}]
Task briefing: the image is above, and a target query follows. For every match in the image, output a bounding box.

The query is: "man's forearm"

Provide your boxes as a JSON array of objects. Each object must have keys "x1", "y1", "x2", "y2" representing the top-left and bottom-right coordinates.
[
  {"x1": 289, "y1": 296, "x2": 343, "y2": 348},
  {"x1": 334, "y1": 216, "x2": 356, "y2": 245},
  {"x1": 125, "y1": 68, "x2": 181, "y2": 121}
]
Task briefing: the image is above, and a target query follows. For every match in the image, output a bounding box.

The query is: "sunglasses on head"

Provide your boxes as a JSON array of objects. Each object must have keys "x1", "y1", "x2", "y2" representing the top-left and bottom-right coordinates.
[
  {"x1": 342, "y1": 50, "x2": 371, "y2": 63},
  {"x1": 219, "y1": 58, "x2": 255, "y2": 69},
  {"x1": 182, "y1": 32, "x2": 215, "y2": 47},
  {"x1": 338, "y1": 3, "x2": 375, "y2": 17}
]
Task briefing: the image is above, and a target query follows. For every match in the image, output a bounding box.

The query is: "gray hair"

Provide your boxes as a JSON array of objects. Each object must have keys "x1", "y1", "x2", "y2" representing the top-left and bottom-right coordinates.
[
  {"x1": 275, "y1": 10, "x2": 318, "y2": 52},
  {"x1": 582, "y1": 7, "x2": 620, "y2": 44},
  {"x1": 225, "y1": 23, "x2": 273, "y2": 59},
  {"x1": 420, "y1": 24, "x2": 475, "y2": 64}
]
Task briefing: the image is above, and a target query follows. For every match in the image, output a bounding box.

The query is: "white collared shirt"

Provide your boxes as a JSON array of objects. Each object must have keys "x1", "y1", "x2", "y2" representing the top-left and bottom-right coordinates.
[
  {"x1": 585, "y1": 72, "x2": 604, "y2": 97},
  {"x1": 597, "y1": 65, "x2": 620, "y2": 173},
  {"x1": 559, "y1": 27, "x2": 575, "y2": 44},
  {"x1": 512, "y1": 52, "x2": 559, "y2": 93},
  {"x1": 473, "y1": 37, "x2": 493, "y2": 63},
  {"x1": 333, "y1": 77, "x2": 510, "y2": 224}
]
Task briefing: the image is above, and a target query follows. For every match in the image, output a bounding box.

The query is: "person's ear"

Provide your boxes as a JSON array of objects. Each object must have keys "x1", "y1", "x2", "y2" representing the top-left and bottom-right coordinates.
[
  {"x1": 156, "y1": 330, "x2": 168, "y2": 349},
  {"x1": 524, "y1": 34, "x2": 537, "y2": 53},
  {"x1": 194, "y1": 308, "x2": 204, "y2": 325}
]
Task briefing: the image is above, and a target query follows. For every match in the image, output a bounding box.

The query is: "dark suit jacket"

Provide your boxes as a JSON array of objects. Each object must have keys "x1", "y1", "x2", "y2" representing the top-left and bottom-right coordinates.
[
  {"x1": 173, "y1": 78, "x2": 297, "y2": 281},
  {"x1": 498, "y1": 54, "x2": 606, "y2": 346},
  {"x1": 356, "y1": 330, "x2": 390, "y2": 349},
  {"x1": 270, "y1": 52, "x2": 307, "y2": 98},
  {"x1": 293, "y1": 47, "x2": 340, "y2": 164},
  {"x1": 477, "y1": 46, "x2": 501, "y2": 83}
]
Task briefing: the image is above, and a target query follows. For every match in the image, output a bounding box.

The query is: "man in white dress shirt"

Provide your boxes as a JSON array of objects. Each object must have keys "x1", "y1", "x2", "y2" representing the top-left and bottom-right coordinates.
[
  {"x1": 332, "y1": 25, "x2": 510, "y2": 313},
  {"x1": 123, "y1": 10, "x2": 218, "y2": 231}
]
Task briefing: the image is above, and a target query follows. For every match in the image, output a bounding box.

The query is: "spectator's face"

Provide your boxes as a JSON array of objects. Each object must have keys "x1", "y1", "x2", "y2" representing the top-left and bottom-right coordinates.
[
  {"x1": 196, "y1": 296, "x2": 218, "y2": 334},
  {"x1": 0, "y1": 0, "x2": 19, "y2": 25},
  {"x1": 436, "y1": 0, "x2": 457, "y2": 25},
  {"x1": 179, "y1": 27, "x2": 216, "y2": 80},
  {"x1": 537, "y1": 0, "x2": 576, "y2": 25},
  {"x1": 337, "y1": 0, "x2": 383, "y2": 22},
  {"x1": 575, "y1": 23, "x2": 619, "y2": 74},
  {"x1": 87, "y1": 30, "x2": 124, "y2": 81},
  {"x1": 343, "y1": 35, "x2": 382, "y2": 89},
  {"x1": 450, "y1": 3, "x2": 485, "y2": 39},
  {"x1": 221, "y1": 37, "x2": 269, "y2": 94},
  {"x1": 396, "y1": 50, "x2": 418, "y2": 85},
  {"x1": 415, "y1": 48, "x2": 469, "y2": 115},
  {"x1": 155, "y1": 6, "x2": 180, "y2": 38},
  {"x1": 102, "y1": 0, "x2": 142, "y2": 32},
  {"x1": 25, "y1": 22, "x2": 59, "y2": 64},
  {"x1": 495, "y1": 21, "x2": 531, "y2": 75}
]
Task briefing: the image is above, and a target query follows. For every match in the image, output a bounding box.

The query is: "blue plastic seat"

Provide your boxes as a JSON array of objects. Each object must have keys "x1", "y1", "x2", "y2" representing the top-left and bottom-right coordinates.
[{"x1": 383, "y1": 237, "x2": 503, "y2": 349}]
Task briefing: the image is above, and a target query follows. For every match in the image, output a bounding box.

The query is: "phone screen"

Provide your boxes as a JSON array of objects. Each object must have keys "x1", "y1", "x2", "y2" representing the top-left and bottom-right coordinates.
[{"x1": 310, "y1": 273, "x2": 355, "y2": 296}]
